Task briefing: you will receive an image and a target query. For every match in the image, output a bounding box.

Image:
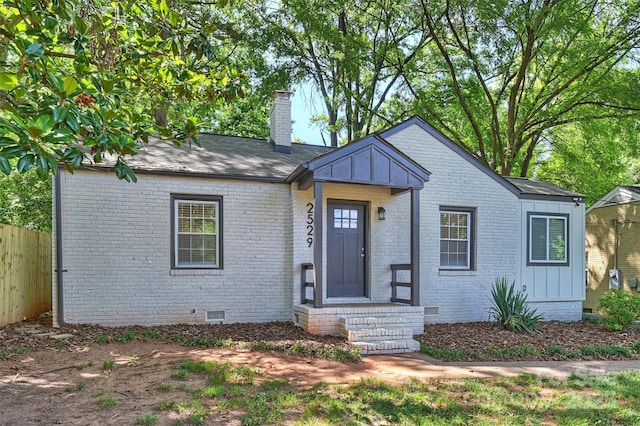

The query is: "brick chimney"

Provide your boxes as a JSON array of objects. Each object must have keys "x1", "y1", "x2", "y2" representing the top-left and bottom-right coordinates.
[{"x1": 270, "y1": 90, "x2": 292, "y2": 154}]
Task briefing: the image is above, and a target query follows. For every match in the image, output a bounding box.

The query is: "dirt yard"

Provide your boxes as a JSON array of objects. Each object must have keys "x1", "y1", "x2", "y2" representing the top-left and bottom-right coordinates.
[{"x1": 2, "y1": 315, "x2": 640, "y2": 425}]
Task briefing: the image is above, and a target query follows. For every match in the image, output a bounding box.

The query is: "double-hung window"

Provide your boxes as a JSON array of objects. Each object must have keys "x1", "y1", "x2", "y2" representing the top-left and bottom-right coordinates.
[
  {"x1": 440, "y1": 208, "x2": 475, "y2": 270},
  {"x1": 528, "y1": 213, "x2": 568, "y2": 265},
  {"x1": 172, "y1": 195, "x2": 222, "y2": 269}
]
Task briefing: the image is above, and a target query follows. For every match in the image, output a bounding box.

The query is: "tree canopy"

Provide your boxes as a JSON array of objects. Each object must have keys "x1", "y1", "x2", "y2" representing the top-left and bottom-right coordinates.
[
  {"x1": 396, "y1": 0, "x2": 640, "y2": 177},
  {"x1": 0, "y1": 0, "x2": 243, "y2": 181},
  {"x1": 1, "y1": 0, "x2": 639, "y2": 219}
]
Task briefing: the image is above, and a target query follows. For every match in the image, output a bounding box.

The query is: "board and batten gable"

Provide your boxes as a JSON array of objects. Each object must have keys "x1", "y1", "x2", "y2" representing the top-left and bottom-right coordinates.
[
  {"x1": 518, "y1": 199, "x2": 585, "y2": 320},
  {"x1": 382, "y1": 121, "x2": 521, "y2": 323},
  {"x1": 53, "y1": 170, "x2": 293, "y2": 326}
]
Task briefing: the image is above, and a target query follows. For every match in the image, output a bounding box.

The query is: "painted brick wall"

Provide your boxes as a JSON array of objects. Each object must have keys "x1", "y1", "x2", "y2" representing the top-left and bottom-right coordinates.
[
  {"x1": 55, "y1": 171, "x2": 292, "y2": 326},
  {"x1": 385, "y1": 124, "x2": 582, "y2": 322},
  {"x1": 528, "y1": 301, "x2": 583, "y2": 321},
  {"x1": 385, "y1": 124, "x2": 519, "y2": 322},
  {"x1": 584, "y1": 201, "x2": 640, "y2": 312}
]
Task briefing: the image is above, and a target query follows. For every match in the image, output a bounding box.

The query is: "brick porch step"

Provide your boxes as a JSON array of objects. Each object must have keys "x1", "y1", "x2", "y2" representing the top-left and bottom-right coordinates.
[
  {"x1": 343, "y1": 327, "x2": 414, "y2": 341},
  {"x1": 352, "y1": 339, "x2": 421, "y2": 355},
  {"x1": 339, "y1": 315, "x2": 421, "y2": 355},
  {"x1": 340, "y1": 315, "x2": 410, "y2": 330}
]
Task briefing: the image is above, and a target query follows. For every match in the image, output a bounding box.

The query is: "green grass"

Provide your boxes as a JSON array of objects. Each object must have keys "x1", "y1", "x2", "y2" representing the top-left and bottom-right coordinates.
[
  {"x1": 156, "y1": 383, "x2": 172, "y2": 392},
  {"x1": 291, "y1": 372, "x2": 640, "y2": 425},
  {"x1": 102, "y1": 359, "x2": 115, "y2": 371},
  {"x1": 134, "y1": 414, "x2": 157, "y2": 425},
  {"x1": 65, "y1": 382, "x2": 85, "y2": 392},
  {"x1": 115, "y1": 330, "x2": 137, "y2": 343},
  {"x1": 94, "y1": 334, "x2": 110, "y2": 344},
  {"x1": 97, "y1": 395, "x2": 117, "y2": 410},
  {"x1": 142, "y1": 328, "x2": 163, "y2": 341},
  {"x1": 153, "y1": 400, "x2": 175, "y2": 411}
]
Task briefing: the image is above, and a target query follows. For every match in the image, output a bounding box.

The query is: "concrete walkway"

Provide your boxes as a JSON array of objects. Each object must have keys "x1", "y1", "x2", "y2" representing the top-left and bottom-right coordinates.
[{"x1": 362, "y1": 352, "x2": 640, "y2": 381}]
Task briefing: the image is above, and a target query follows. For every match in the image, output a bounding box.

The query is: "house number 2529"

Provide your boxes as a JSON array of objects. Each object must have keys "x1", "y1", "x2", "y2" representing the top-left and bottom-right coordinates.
[{"x1": 306, "y1": 203, "x2": 314, "y2": 247}]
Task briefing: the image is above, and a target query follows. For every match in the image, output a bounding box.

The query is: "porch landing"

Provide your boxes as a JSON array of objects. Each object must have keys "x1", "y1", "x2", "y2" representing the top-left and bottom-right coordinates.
[{"x1": 293, "y1": 304, "x2": 424, "y2": 355}]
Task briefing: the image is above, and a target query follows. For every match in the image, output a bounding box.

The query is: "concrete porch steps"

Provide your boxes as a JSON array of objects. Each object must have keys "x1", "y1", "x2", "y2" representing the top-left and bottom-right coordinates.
[{"x1": 340, "y1": 315, "x2": 421, "y2": 355}]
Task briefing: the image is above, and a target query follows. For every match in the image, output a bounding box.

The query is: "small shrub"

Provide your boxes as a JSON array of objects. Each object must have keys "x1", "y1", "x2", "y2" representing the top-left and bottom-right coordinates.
[
  {"x1": 103, "y1": 360, "x2": 115, "y2": 371},
  {"x1": 545, "y1": 345, "x2": 568, "y2": 357},
  {"x1": 94, "y1": 334, "x2": 110, "y2": 344},
  {"x1": 421, "y1": 345, "x2": 482, "y2": 361},
  {"x1": 580, "y1": 346, "x2": 598, "y2": 357},
  {"x1": 595, "y1": 344, "x2": 631, "y2": 357},
  {"x1": 598, "y1": 290, "x2": 640, "y2": 331},
  {"x1": 330, "y1": 347, "x2": 360, "y2": 363},
  {"x1": 142, "y1": 329, "x2": 162, "y2": 341},
  {"x1": 202, "y1": 385, "x2": 225, "y2": 398},
  {"x1": 98, "y1": 395, "x2": 117, "y2": 410},
  {"x1": 115, "y1": 330, "x2": 137, "y2": 343},
  {"x1": 488, "y1": 277, "x2": 544, "y2": 334},
  {"x1": 172, "y1": 369, "x2": 189, "y2": 380}
]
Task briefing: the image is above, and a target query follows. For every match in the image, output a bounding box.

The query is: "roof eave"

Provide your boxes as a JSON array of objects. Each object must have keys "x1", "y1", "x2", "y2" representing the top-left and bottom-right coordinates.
[{"x1": 72, "y1": 165, "x2": 288, "y2": 183}]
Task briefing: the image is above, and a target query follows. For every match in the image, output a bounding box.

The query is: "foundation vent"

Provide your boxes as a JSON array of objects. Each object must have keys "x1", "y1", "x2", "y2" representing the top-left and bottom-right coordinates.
[
  {"x1": 206, "y1": 310, "x2": 226, "y2": 322},
  {"x1": 424, "y1": 306, "x2": 440, "y2": 316}
]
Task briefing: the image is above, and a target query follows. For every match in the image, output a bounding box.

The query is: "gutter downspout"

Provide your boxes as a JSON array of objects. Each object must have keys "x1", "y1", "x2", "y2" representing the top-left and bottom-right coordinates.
[{"x1": 54, "y1": 171, "x2": 67, "y2": 326}]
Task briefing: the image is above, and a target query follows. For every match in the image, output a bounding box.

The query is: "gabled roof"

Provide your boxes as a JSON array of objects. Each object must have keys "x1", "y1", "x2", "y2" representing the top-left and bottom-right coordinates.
[
  {"x1": 587, "y1": 186, "x2": 640, "y2": 213},
  {"x1": 380, "y1": 116, "x2": 585, "y2": 203},
  {"x1": 84, "y1": 116, "x2": 582, "y2": 203},
  {"x1": 287, "y1": 134, "x2": 430, "y2": 191},
  {"x1": 88, "y1": 134, "x2": 333, "y2": 182}
]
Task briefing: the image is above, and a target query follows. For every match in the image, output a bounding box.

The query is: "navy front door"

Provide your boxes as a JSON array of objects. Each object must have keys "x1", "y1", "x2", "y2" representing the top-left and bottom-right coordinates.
[{"x1": 327, "y1": 202, "x2": 366, "y2": 297}]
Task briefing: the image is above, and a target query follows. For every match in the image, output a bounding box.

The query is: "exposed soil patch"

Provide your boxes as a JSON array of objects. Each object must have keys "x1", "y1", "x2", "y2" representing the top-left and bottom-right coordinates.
[{"x1": 2, "y1": 315, "x2": 640, "y2": 424}]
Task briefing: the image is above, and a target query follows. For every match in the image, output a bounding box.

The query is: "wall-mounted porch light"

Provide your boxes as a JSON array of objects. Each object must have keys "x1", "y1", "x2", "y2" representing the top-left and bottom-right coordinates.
[{"x1": 377, "y1": 206, "x2": 386, "y2": 221}]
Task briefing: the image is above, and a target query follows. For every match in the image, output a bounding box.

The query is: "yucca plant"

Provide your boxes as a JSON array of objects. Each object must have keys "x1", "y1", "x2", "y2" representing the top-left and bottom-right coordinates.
[{"x1": 488, "y1": 277, "x2": 544, "y2": 334}]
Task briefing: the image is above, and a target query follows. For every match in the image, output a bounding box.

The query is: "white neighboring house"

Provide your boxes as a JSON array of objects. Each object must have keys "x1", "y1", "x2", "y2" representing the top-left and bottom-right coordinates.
[{"x1": 52, "y1": 92, "x2": 586, "y2": 354}]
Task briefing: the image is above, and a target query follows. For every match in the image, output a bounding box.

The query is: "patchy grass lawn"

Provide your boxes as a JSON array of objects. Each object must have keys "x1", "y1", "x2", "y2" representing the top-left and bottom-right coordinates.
[
  {"x1": 73, "y1": 364, "x2": 640, "y2": 425},
  {"x1": 3, "y1": 316, "x2": 640, "y2": 424}
]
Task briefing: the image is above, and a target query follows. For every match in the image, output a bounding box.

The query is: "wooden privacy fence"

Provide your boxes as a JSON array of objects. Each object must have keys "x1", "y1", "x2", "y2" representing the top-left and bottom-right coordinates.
[{"x1": 0, "y1": 224, "x2": 52, "y2": 326}]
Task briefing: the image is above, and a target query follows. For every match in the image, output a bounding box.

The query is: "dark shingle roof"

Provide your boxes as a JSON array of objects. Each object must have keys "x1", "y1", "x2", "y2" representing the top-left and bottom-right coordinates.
[
  {"x1": 88, "y1": 127, "x2": 582, "y2": 204},
  {"x1": 504, "y1": 177, "x2": 584, "y2": 199},
  {"x1": 94, "y1": 134, "x2": 334, "y2": 181}
]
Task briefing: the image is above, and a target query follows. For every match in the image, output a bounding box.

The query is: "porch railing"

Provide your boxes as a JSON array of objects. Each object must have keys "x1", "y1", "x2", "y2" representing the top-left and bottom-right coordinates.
[
  {"x1": 300, "y1": 263, "x2": 315, "y2": 305},
  {"x1": 390, "y1": 263, "x2": 412, "y2": 305}
]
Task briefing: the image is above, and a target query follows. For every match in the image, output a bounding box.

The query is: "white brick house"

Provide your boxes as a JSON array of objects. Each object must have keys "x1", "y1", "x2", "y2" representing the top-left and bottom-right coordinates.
[{"x1": 52, "y1": 93, "x2": 586, "y2": 352}]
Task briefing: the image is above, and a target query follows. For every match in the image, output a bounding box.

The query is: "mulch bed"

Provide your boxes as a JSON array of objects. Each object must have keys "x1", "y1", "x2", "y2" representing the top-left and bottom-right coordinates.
[
  {"x1": 2, "y1": 313, "x2": 640, "y2": 362},
  {"x1": 416, "y1": 321, "x2": 640, "y2": 361}
]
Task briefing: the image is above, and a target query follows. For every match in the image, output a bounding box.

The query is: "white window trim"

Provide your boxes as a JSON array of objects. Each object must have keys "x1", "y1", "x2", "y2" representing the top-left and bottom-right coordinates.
[
  {"x1": 172, "y1": 196, "x2": 221, "y2": 269},
  {"x1": 528, "y1": 213, "x2": 568, "y2": 265},
  {"x1": 439, "y1": 209, "x2": 473, "y2": 270}
]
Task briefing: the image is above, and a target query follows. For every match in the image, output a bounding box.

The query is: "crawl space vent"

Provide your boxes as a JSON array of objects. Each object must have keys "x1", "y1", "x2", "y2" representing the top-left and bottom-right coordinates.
[
  {"x1": 206, "y1": 310, "x2": 225, "y2": 322},
  {"x1": 424, "y1": 306, "x2": 440, "y2": 316}
]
